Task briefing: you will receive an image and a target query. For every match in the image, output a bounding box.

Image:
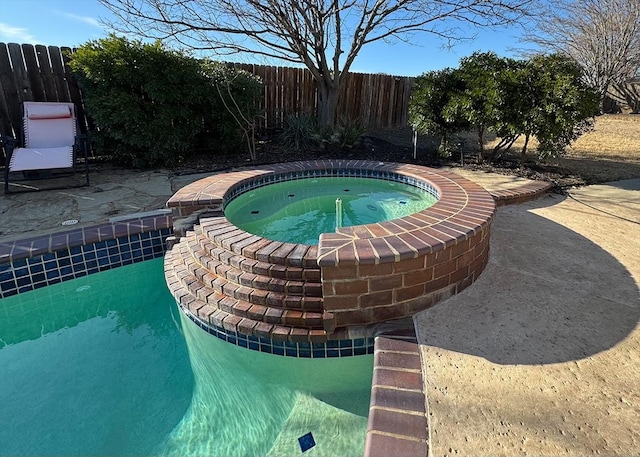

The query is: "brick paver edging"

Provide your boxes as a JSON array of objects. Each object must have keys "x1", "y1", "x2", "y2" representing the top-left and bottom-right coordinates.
[
  {"x1": 365, "y1": 328, "x2": 429, "y2": 457},
  {"x1": 491, "y1": 180, "x2": 553, "y2": 206}
]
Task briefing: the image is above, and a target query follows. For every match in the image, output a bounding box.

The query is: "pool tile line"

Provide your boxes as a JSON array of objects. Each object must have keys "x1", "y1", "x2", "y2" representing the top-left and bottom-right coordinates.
[
  {"x1": 0, "y1": 215, "x2": 172, "y2": 299},
  {"x1": 0, "y1": 214, "x2": 172, "y2": 265}
]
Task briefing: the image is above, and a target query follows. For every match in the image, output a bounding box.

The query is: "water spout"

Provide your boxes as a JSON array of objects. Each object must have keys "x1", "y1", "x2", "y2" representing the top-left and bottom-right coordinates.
[{"x1": 335, "y1": 197, "x2": 343, "y2": 230}]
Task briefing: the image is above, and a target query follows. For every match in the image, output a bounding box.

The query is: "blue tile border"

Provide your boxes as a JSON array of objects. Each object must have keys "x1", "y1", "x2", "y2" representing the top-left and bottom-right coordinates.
[
  {"x1": 183, "y1": 308, "x2": 375, "y2": 358},
  {"x1": 0, "y1": 227, "x2": 172, "y2": 299}
]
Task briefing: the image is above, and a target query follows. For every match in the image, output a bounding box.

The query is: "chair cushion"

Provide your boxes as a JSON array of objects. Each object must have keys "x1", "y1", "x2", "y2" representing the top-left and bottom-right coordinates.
[
  {"x1": 26, "y1": 104, "x2": 72, "y2": 120},
  {"x1": 9, "y1": 146, "x2": 74, "y2": 172}
]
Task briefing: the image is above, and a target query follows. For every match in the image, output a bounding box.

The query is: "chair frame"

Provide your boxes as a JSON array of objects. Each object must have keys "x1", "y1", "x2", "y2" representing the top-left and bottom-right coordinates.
[{"x1": 2, "y1": 101, "x2": 90, "y2": 194}]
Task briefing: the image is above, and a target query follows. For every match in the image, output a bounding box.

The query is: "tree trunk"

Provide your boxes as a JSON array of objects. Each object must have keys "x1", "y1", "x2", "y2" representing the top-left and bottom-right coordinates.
[
  {"x1": 317, "y1": 82, "x2": 339, "y2": 126},
  {"x1": 476, "y1": 126, "x2": 485, "y2": 164},
  {"x1": 520, "y1": 134, "x2": 530, "y2": 167}
]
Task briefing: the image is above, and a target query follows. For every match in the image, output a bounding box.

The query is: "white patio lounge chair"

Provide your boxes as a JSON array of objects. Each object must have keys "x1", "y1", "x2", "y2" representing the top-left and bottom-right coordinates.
[{"x1": 2, "y1": 101, "x2": 89, "y2": 193}]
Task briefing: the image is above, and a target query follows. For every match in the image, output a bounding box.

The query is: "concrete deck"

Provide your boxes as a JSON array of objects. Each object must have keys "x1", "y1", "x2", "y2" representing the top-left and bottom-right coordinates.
[
  {"x1": 414, "y1": 179, "x2": 640, "y2": 456},
  {"x1": 1, "y1": 164, "x2": 638, "y2": 456}
]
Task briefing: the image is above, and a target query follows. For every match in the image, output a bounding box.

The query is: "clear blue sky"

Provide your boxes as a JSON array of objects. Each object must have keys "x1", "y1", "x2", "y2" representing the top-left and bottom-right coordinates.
[{"x1": 0, "y1": 0, "x2": 536, "y2": 77}]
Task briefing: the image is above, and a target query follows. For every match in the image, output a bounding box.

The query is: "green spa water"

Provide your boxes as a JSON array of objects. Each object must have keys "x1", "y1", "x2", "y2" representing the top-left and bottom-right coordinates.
[
  {"x1": 0, "y1": 258, "x2": 373, "y2": 456},
  {"x1": 225, "y1": 177, "x2": 438, "y2": 245}
]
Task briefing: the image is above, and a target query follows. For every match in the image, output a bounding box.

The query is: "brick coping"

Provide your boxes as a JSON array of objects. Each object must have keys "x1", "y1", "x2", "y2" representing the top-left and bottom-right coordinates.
[
  {"x1": 365, "y1": 328, "x2": 428, "y2": 457},
  {"x1": 490, "y1": 180, "x2": 553, "y2": 206},
  {"x1": 167, "y1": 160, "x2": 497, "y2": 260}
]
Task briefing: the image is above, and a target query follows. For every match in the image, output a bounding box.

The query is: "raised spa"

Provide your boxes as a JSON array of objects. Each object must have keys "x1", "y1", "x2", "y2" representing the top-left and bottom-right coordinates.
[{"x1": 165, "y1": 160, "x2": 496, "y2": 347}]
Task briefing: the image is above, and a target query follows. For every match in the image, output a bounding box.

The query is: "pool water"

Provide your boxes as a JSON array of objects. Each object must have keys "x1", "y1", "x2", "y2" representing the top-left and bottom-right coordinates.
[
  {"x1": 0, "y1": 258, "x2": 372, "y2": 456},
  {"x1": 225, "y1": 177, "x2": 438, "y2": 244}
]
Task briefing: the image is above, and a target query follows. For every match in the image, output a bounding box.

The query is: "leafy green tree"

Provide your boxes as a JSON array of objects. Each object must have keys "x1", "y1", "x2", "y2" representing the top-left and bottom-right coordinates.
[
  {"x1": 526, "y1": 54, "x2": 600, "y2": 161},
  {"x1": 455, "y1": 51, "x2": 515, "y2": 162},
  {"x1": 69, "y1": 34, "x2": 261, "y2": 168},
  {"x1": 409, "y1": 68, "x2": 470, "y2": 157},
  {"x1": 411, "y1": 52, "x2": 599, "y2": 165},
  {"x1": 488, "y1": 58, "x2": 538, "y2": 162},
  {"x1": 200, "y1": 61, "x2": 263, "y2": 160}
]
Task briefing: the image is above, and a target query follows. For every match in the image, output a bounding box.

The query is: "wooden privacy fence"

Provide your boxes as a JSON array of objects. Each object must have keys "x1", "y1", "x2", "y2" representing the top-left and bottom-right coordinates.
[{"x1": 0, "y1": 42, "x2": 414, "y2": 144}]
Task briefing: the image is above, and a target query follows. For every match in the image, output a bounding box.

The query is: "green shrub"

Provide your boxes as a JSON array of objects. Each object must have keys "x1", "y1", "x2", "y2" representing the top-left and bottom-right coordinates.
[{"x1": 69, "y1": 35, "x2": 262, "y2": 168}]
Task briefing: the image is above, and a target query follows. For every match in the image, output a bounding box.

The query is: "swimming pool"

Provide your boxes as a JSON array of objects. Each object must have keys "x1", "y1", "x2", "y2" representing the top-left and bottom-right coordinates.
[{"x1": 0, "y1": 258, "x2": 372, "y2": 456}]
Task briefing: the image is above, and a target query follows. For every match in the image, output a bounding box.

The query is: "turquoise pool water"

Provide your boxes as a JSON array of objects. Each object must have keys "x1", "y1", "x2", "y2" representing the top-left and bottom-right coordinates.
[
  {"x1": 225, "y1": 177, "x2": 438, "y2": 244},
  {"x1": 0, "y1": 258, "x2": 372, "y2": 456}
]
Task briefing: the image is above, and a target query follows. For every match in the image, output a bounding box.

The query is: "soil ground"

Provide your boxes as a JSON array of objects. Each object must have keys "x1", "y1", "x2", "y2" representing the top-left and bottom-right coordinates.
[{"x1": 170, "y1": 114, "x2": 640, "y2": 190}]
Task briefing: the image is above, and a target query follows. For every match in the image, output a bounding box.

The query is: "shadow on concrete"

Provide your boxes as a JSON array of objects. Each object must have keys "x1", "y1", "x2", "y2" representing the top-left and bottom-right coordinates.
[{"x1": 414, "y1": 193, "x2": 640, "y2": 365}]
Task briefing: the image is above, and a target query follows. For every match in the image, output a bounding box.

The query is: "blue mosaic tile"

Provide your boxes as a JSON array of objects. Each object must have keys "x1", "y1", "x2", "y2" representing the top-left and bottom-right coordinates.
[
  {"x1": 0, "y1": 229, "x2": 171, "y2": 299},
  {"x1": 182, "y1": 311, "x2": 374, "y2": 358},
  {"x1": 46, "y1": 270, "x2": 60, "y2": 280},
  {"x1": 59, "y1": 257, "x2": 71, "y2": 267},
  {"x1": 0, "y1": 276, "x2": 16, "y2": 291},
  {"x1": 32, "y1": 273, "x2": 45, "y2": 283}
]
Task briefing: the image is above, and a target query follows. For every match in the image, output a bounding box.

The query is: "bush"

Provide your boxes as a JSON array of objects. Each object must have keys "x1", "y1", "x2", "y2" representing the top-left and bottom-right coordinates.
[
  {"x1": 69, "y1": 35, "x2": 262, "y2": 168},
  {"x1": 280, "y1": 113, "x2": 317, "y2": 152},
  {"x1": 280, "y1": 115, "x2": 365, "y2": 152},
  {"x1": 331, "y1": 118, "x2": 366, "y2": 149}
]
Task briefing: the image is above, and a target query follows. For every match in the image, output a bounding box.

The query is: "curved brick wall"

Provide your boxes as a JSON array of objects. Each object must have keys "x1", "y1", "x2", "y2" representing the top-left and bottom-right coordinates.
[{"x1": 165, "y1": 160, "x2": 496, "y2": 342}]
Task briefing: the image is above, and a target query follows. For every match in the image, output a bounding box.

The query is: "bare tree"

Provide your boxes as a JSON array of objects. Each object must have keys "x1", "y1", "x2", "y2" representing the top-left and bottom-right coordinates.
[
  {"x1": 98, "y1": 0, "x2": 534, "y2": 125},
  {"x1": 522, "y1": 0, "x2": 640, "y2": 111}
]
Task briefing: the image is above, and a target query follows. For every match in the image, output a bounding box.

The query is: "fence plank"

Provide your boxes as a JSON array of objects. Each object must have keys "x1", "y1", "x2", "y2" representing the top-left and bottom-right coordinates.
[
  {"x1": 49, "y1": 46, "x2": 71, "y2": 102},
  {"x1": 0, "y1": 43, "x2": 21, "y2": 138},
  {"x1": 35, "y1": 45, "x2": 58, "y2": 100},
  {"x1": 8, "y1": 43, "x2": 32, "y2": 103},
  {"x1": 22, "y1": 44, "x2": 46, "y2": 102}
]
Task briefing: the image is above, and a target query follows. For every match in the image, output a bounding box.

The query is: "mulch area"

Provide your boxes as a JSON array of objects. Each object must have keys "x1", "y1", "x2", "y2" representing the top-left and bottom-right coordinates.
[{"x1": 167, "y1": 128, "x2": 598, "y2": 189}]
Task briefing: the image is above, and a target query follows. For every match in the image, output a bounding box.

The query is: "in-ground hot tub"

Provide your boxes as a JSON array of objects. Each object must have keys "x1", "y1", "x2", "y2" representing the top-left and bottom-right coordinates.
[{"x1": 165, "y1": 160, "x2": 496, "y2": 347}]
